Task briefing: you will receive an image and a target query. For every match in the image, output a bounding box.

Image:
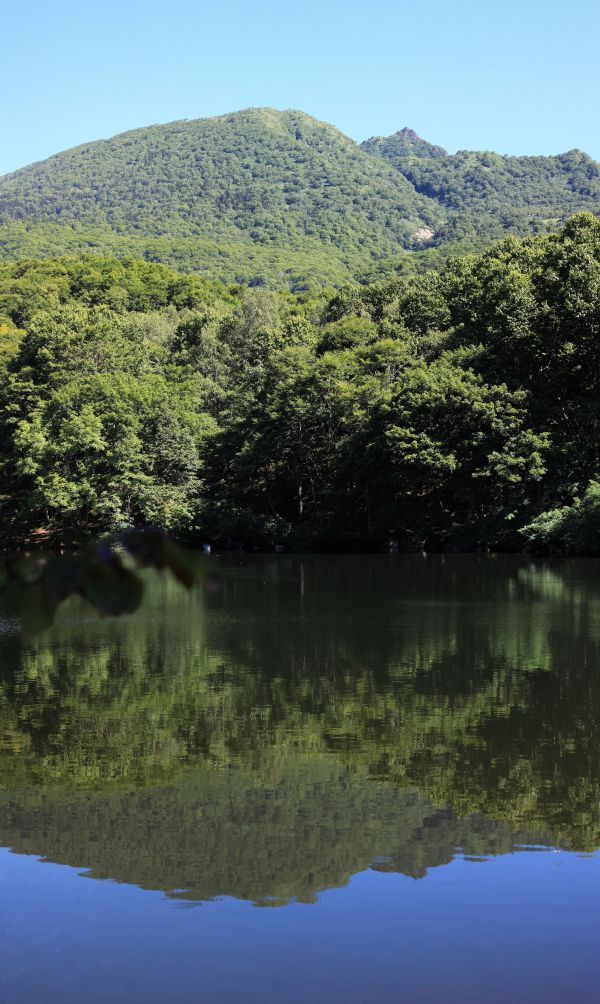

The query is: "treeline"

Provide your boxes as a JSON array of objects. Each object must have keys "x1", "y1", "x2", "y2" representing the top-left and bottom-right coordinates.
[{"x1": 1, "y1": 214, "x2": 599, "y2": 552}]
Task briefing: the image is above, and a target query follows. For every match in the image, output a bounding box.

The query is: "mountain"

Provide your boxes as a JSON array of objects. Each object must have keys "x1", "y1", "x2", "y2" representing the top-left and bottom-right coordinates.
[
  {"x1": 362, "y1": 126, "x2": 448, "y2": 160},
  {"x1": 363, "y1": 128, "x2": 600, "y2": 242},
  {"x1": 0, "y1": 108, "x2": 599, "y2": 287}
]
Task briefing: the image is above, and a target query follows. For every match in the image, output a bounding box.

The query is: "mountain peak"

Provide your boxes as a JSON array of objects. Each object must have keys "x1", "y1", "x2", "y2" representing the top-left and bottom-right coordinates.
[
  {"x1": 361, "y1": 128, "x2": 447, "y2": 160},
  {"x1": 396, "y1": 127, "x2": 422, "y2": 141}
]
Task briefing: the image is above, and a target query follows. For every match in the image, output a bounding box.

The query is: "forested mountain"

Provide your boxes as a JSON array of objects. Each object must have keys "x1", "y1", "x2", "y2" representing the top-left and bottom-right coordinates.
[
  {"x1": 363, "y1": 127, "x2": 600, "y2": 242},
  {"x1": 0, "y1": 109, "x2": 598, "y2": 287}
]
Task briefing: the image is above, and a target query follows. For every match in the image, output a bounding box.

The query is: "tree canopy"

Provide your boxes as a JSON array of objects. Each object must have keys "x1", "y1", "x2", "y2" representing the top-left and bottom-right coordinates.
[{"x1": 1, "y1": 215, "x2": 599, "y2": 553}]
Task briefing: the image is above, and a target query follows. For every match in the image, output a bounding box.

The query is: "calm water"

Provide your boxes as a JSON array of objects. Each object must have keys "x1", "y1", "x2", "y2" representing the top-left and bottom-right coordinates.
[{"x1": 1, "y1": 554, "x2": 600, "y2": 1003}]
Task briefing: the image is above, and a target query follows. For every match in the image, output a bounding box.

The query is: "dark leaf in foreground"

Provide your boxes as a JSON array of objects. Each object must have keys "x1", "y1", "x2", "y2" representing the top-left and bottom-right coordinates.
[{"x1": 0, "y1": 530, "x2": 209, "y2": 633}]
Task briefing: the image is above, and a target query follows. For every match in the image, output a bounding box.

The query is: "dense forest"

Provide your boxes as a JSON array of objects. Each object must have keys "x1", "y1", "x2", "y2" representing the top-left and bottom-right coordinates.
[
  {"x1": 1, "y1": 108, "x2": 599, "y2": 288},
  {"x1": 363, "y1": 128, "x2": 600, "y2": 243},
  {"x1": 0, "y1": 214, "x2": 599, "y2": 552}
]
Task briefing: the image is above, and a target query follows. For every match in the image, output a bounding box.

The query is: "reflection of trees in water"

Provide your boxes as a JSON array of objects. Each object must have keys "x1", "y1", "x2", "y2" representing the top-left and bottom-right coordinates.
[
  {"x1": 1, "y1": 555, "x2": 600, "y2": 850},
  {"x1": 0, "y1": 760, "x2": 545, "y2": 906}
]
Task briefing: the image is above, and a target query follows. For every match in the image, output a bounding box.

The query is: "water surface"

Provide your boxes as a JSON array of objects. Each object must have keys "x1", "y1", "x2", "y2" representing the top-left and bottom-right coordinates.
[{"x1": 1, "y1": 555, "x2": 600, "y2": 1002}]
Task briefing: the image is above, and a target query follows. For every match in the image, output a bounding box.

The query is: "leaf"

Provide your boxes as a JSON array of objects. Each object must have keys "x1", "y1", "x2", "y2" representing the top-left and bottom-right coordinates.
[
  {"x1": 5, "y1": 581, "x2": 58, "y2": 634},
  {"x1": 162, "y1": 539, "x2": 205, "y2": 589},
  {"x1": 42, "y1": 555, "x2": 85, "y2": 601},
  {"x1": 119, "y1": 528, "x2": 169, "y2": 570},
  {"x1": 120, "y1": 529, "x2": 207, "y2": 588},
  {"x1": 79, "y1": 564, "x2": 145, "y2": 617}
]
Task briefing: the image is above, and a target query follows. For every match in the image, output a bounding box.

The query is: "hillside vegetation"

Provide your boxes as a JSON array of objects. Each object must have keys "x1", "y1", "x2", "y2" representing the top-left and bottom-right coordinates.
[
  {"x1": 363, "y1": 128, "x2": 600, "y2": 241},
  {"x1": 0, "y1": 108, "x2": 599, "y2": 287},
  {"x1": 1, "y1": 214, "x2": 599, "y2": 552}
]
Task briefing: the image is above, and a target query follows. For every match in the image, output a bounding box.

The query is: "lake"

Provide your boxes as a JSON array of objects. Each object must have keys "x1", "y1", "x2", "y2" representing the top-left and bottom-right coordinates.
[{"x1": 1, "y1": 554, "x2": 600, "y2": 1003}]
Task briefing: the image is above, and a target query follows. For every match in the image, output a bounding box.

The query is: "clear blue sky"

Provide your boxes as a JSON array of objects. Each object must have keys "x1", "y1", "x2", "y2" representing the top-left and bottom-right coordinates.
[{"x1": 2, "y1": 0, "x2": 599, "y2": 176}]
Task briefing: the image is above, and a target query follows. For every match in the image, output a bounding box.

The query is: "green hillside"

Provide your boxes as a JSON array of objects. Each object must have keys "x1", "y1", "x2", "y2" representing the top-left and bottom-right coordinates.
[
  {"x1": 363, "y1": 127, "x2": 600, "y2": 241},
  {"x1": 0, "y1": 109, "x2": 437, "y2": 288},
  {"x1": 0, "y1": 108, "x2": 599, "y2": 287}
]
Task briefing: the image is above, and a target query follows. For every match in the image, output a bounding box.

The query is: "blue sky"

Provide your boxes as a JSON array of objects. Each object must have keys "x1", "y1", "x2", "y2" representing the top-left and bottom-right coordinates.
[{"x1": 2, "y1": 0, "x2": 599, "y2": 175}]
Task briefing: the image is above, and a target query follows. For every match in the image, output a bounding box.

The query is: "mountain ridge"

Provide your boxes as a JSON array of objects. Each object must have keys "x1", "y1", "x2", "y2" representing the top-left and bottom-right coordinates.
[
  {"x1": 1, "y1": 107, "x2": 599, "y2": 287},
  {"x1": 1, "y1": 110, "x2": 592, "y2": 177}
]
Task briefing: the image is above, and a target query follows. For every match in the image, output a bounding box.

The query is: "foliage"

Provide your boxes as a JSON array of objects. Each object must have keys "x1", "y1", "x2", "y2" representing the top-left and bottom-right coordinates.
[
  {"x1": 1, "y1": 216, "x2": 600, "y2": 552},
  {"x1": 0, "y1": 109, "x2": 598, "y2": 287},
  {"x1": 0, "y1": 109, "x2": 434, "y2": 288},
  {"x1": 363, "y1": 127, "x2": 600, "y2": 242},
  {"x1": 520, "y1": 481, "x2": 600, "y2": 553}
]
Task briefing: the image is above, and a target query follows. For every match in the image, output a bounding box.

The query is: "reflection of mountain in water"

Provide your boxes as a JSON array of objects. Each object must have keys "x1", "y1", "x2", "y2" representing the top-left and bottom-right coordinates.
[
  {"x1": 1, "y1": 553, "x2": 600, "y2": 902},
  {"x1": 0, "y1": 760, "x2": 547, "y2": 905}
]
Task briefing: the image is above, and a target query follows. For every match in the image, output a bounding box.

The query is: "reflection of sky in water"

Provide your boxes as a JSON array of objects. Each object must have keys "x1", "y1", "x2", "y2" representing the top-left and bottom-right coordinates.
[{"x1": 2, "y1": 847, "x2": 600, "y2": 1004}]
